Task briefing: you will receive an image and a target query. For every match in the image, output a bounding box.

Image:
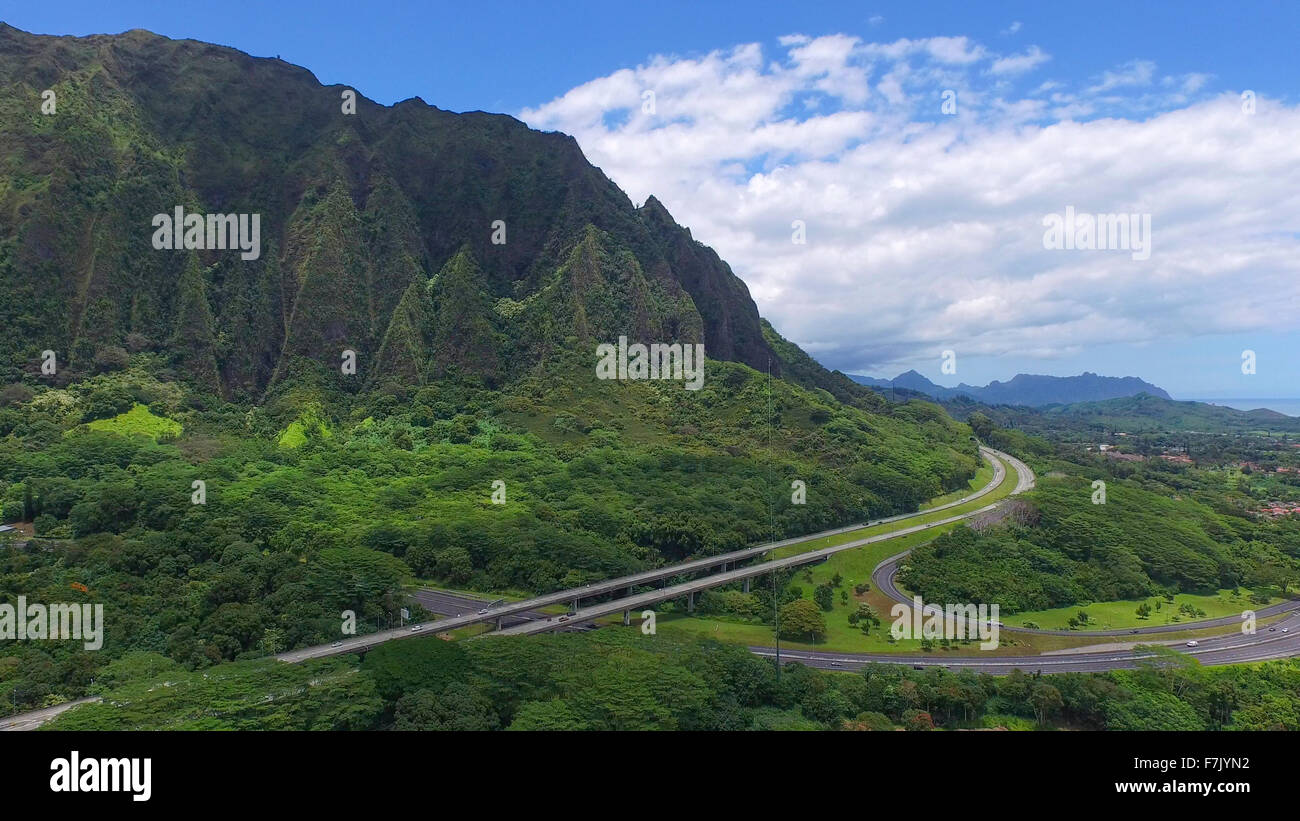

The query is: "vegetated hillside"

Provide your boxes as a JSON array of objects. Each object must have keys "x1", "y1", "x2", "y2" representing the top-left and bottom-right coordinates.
[
  {"x1": 0, "y1": 23, "x2": 814, "y2": 397},
  {"x1": 849, "y1": 370, "x2": 1170, "y2": 407},
  {"x1": 898, "y1": 475, "x2": 1300, "y2": 613},
  {"x1": 945, "y1": 393, "x2": 1300, "y2": 436},
  {"x1": 0, "y1": 352, "x2": 979, "y2": 708}
]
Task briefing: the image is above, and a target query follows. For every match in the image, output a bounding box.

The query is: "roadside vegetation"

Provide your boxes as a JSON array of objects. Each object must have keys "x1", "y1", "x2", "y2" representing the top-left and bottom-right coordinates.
[
  {"x1": 44, "y1": 631, "x2": 1300, "y2": 731},
  {"x1": 0, "y1": 358, "x2": 979, "y2": 713}
]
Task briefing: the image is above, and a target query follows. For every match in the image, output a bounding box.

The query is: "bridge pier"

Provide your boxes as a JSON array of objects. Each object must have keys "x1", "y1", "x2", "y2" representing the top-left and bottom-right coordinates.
[
  {"x1": 572, "y1": 598, "x2": 578, "y2": 613},
  {"x1": 743, "y1": 578, "x2": 750, "y2": 593},
  {"x1": 687, "y1": 592, "x2": 695, "y2": 612},
  {"x1": 496, "y1": 617, "x2": 503, "y2": 630},
  {"x1": 623, "y1": 610, "x2": 630, "y2": 626}
]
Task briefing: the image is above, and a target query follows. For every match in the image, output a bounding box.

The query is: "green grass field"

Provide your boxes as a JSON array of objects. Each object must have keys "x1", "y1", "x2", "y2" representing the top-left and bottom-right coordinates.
[
  {"x1": 648, "y1": 592, "x2": 1291, "y2": 656},
  {"x1": 995, "y1": 589, "x2": 1282, "y2": 631},
  {"x1": 83, "y1": 403, "x2": 181, "y2": 439}
]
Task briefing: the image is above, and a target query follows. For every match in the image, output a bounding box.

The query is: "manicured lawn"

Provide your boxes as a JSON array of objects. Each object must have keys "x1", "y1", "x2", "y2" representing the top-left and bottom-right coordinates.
[{"x1": 993, "y1": 589, "x2": 1283, "y2": 631}]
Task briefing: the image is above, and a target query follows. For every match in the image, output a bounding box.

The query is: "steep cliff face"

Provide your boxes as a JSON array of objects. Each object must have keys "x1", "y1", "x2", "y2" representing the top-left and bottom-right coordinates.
[
  {"x1": 0, "y1": 24, "x2": 831, "y2": 400},
  {"x1": 636, "y1": 196, "x2": 773, "y2": 371}
]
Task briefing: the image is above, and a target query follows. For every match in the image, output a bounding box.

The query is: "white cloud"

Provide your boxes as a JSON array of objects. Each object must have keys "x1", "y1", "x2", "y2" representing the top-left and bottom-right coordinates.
[
  {"x1": 520, "y1": 36, "x2": 1300, "y2": 376},
  {"x1": 1088, "y1": 59, "x2": 1156, "y2": 93},
  {"x1": 989, "y1": 46, "x2": 1049, "y2": 76}
]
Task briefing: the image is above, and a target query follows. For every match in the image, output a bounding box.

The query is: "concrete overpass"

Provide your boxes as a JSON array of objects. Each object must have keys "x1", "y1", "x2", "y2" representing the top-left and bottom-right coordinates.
[
  {"x1": 279, "y1": 446, "x2": 1010, "y2": 662},
  {"x1": 488, "y1": 496, "x2": 1015, "y2": 637}
]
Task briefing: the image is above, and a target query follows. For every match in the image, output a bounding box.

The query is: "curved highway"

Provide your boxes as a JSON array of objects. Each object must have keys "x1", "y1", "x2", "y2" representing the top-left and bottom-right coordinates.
[
  {"x1": 870, "y1": 447, "x2": 1300, "y2": 638},
  {"x1": 281, "y1": 446, "x2": 1010, "y2": 661},
  {"x1": 755, "y1": 448, "x2": 1300, "y2": 674}
]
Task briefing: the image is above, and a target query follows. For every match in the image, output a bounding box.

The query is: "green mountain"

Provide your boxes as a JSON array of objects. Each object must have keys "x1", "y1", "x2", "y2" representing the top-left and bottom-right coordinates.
[
  {"x1": 0, "y1": 23, "x2": 815, "y2": 399},
  {"x1": 0, "y1": 27, "x2": 1000, "y2": 701},
  {"x1": 0, "y1": 23, "x2": 986, "y2": 577}
]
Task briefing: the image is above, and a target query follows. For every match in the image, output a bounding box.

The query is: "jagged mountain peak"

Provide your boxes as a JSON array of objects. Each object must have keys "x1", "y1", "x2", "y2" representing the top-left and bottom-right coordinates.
[{"x1": 0, "y1": 25, "x2": 862, "y2": 399}]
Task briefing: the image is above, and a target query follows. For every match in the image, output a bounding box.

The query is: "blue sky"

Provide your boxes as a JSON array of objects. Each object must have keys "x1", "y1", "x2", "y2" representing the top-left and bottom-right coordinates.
[
  {"x1": 8, "y1": 1, "x2": 1297, "y2": 113},
  {"x1": 6, "y1": 1, "x2": 1300, "y2": 399}
]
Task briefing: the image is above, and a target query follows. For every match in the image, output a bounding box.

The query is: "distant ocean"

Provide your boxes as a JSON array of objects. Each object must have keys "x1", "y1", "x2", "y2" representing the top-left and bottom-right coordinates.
[{"x1": 1186, "y1": 398, "x2": 1300, "y2": 417}]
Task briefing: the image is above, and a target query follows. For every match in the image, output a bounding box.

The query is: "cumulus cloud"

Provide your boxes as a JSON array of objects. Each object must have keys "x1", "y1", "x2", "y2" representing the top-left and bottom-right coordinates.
[{"x1": 520, "y1": 36, "x2": 1300, "y2": 376}]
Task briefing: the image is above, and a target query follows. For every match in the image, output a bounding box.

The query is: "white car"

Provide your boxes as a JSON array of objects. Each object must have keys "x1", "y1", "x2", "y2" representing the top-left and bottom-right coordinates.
[
  {"x1": 411, "y1": 625, "x2": 423, "y2": 632},
  {"x1": 331, "y1": 641, "x2": 342, "y2": 648},
  {"x1": 1185, "y1": 640, "x2": 1198, "y2": 647},
  {"x1": 478, "y1": 607, "x2": 490, "y2": 615}
]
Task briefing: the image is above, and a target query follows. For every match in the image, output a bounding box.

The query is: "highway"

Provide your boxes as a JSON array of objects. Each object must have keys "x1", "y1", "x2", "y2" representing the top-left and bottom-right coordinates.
[
  {"x1": 488, "y1": 446, "x2": 1020, "y2": 638},
  {"x1": 0, "y1": 697, "x2": 100, "y2": 732},
  {"x1": 8, "y1": 445, "x2": 1296, "y2": 731},
  {"x1": 751, "y1": 611, "x2": 1300, "y2": 674},
  {"x1": 489, "y1": 500, "x2": 1011, "y2": 636},
  {"x1": 492, "y1": 445, "x2": 1300, "y2": 677},
  {"x1": 279, "y1": 442, "x2": 1300, "y2": 676},
  {"x1": 413, "y1": 588, "x2": 599, "y2": 631},
  {"x1": 278, "y1": 447, "x2": 1008, "y2": 661},
  {"x1": 412, "y1": 589, "x2": 539, "y2": 627},
  {"x1": 10, "y1": 443, "x2": 1296, "y2": 736}
]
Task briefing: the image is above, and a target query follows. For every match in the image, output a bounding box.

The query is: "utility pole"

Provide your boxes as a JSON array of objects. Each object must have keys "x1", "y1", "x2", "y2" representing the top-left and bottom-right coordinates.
[{"x1": 768, "y1": 357, "x2": 780, "y2": 680}]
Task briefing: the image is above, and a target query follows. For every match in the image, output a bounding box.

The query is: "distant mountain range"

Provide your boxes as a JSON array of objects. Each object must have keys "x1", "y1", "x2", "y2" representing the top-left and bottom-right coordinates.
[
  {"x1": 943, "y1": 392, "x2": 1300, "y2": 434},
  {"x1": 847, "y1": 370, "x2": 1171, "y2": 407}
]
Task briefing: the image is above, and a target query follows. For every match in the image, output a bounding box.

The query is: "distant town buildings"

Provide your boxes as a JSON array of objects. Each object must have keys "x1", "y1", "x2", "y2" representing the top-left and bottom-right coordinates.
[{"x1": 1260, "y1": 502, "x2": 1300, "y2": 518}]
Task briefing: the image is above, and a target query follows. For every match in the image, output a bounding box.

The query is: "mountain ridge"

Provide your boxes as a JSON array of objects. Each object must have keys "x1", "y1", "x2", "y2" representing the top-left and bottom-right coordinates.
[
  {"x1": 943, "y1": 391, "x2": 1300, "y2": 435},
  {"x1": 848, "y1": 369, "x2": 1171, "y2": 406},
  {"x1": 0, "y1": 23, "x2": 868, "y2": 402}
]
